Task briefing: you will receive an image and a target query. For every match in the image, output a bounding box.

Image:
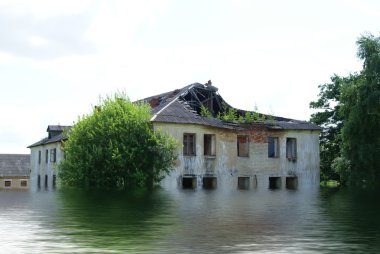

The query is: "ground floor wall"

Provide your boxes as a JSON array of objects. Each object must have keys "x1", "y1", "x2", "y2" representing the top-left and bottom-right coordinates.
[
  {"x1": 0, "y1": 176, "x2": 29, "y2": 190},
  {"x1": 154, "y1": 122, "x2": 320, "y2": 191}
]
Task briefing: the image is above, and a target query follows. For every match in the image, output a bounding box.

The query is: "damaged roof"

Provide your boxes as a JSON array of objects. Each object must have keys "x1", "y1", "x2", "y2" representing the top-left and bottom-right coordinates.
[{"x1": 141, "y1": 81, "x2": 321, "y2": 131}]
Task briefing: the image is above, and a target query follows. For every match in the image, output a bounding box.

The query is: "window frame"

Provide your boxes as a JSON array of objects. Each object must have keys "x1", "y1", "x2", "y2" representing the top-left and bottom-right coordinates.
[
  {"x1": 286, "y1": 137, "x2": 297, "y2": 161},
  {"x1": 268, "y1": 136, "x2": 280, "y2": 158},
  {"x1": 237, "y1": 135, "x2": 249, "y2": 157},
  {"x1": 183, "y1": 133, "x2": 196, "y2": 156},
  {"x1": 20, "y1": 180, "x2": 28, "y2": 187},
  {"x1": 204, "y1": 134, "x2": 216, "y2": 157},
  {"x1": 44, "y1": 174, "x2": 48, "y2": 189},
  {"x1": 45, "y1": 149, "x2": 48, "y2": 163},
  {"x1": 50, "y1": 148, "x2": 57, "y2": 163},
  {"x1": 4, "y1": 180, "x2": 11, "y2": 188}
]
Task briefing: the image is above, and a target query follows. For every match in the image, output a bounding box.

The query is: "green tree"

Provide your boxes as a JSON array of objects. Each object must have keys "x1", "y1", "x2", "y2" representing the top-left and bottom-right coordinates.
[
  {"x1": 58, "y1": 92, "x2": 179, "y2": 189},
  {"x1": 310, "y1": 33, "x2": 380, "y2": 187},
  {"x1": 339, "y1": 34, "x2": 380, "y2": 187},
  {"x1": 310, "y1": 75, "x2": 346, "y2": 181}
]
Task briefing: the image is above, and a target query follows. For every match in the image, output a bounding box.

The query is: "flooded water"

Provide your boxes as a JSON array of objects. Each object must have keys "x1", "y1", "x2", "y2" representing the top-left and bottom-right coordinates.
[{"x1": 1, "y1": 187, "x2": 379, "y2": 253}]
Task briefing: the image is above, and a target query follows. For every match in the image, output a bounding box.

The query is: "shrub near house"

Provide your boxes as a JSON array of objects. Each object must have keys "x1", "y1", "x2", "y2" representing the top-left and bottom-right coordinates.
[{"x1": 58, "y1": 93, "x2": 178, "y2": 189}]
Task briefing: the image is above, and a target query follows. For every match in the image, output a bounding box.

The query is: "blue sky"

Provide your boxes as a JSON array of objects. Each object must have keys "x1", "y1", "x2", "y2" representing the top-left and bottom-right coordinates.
[{"x1": 1, "y1": 0, "x2": 379, "y2": 154}]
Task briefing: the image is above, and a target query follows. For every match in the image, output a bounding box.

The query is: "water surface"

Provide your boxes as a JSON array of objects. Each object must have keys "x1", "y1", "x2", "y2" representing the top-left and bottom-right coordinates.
[{"x1": 0, "y1": 187, "x2": 379, "y2": 253}]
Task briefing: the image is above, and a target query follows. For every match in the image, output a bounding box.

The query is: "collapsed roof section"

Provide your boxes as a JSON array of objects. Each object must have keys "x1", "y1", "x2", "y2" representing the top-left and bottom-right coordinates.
[{"x1": 141, "y1": 81, "x2": 321, "y2": 131}]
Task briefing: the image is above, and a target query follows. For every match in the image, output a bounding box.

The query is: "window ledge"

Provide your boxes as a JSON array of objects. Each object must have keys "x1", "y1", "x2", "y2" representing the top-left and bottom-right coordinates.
[{"x1": 204, "y1": 155, "x2": 216, "y2": 159}]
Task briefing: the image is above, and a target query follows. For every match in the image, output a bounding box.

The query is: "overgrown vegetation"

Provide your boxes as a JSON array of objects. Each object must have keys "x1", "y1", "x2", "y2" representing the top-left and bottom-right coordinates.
[
  {"x1": 58, "y1": 92, "x2": 179, "y2": 189},
  {"x1": 310, "y1": 33, "x2": 380, "y2": 188},
  {"x1": 200, "y1": 102, "x2": 274, "y2": 123}
]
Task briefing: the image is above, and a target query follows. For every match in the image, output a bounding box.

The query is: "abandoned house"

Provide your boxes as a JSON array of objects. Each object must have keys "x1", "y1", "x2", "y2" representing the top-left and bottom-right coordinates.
[
  {"x1": 28, "y1": 125, "x2": 70, "y2": 191},
  {"x1": 142, "y1": 81, "x2": 321, "y2": 190},
  {"x1": 28, "y1": 82, "x2": 321, "y2": 191},
  {"x1": 0, "y1": 154, "x2": 30, "y2": 190}
]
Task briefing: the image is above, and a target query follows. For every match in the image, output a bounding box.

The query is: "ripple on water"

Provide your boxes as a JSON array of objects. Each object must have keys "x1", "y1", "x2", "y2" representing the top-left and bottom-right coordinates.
[{"x1": 0, "y1": 188, "x2": 379, "y2": 253}]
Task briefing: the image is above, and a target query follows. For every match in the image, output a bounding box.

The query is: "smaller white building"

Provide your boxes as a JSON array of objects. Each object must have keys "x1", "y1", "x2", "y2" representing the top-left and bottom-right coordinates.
[{"x1": 28, "y1": 125, "x2": 70, "y2": 191}]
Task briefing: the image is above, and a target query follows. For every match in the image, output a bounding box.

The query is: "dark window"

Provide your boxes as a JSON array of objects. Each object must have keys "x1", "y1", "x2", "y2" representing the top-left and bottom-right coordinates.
[
  {"x1": 52, "y1": 175, "x2": 57, "y2": 189},
  {"x1": 269, "y1": 177, "x2": 282, "y2": 189},
  {"x1": 237, "y1": 135, "x2": 249, "y2": 157},
  {"x1": 44, "y1": 175, "x2": 48, "y2": 189},
  {"x1": 204, "y1": 134, "x2": 216, "y2": 156},
  {"x1": 268, "y1": 137, "x2": 279, "y2": 158},
  {"x1": 50, "y1": 148, "x2": 56, "y2": 163},
  {"x1": 286, "y1": 138, "x2": 297, "y2": 161},
  {"x1": 45, "y1": 149, "x2": 48, "y2": 163},
  {"x1": 203, "y1": 177, "x2": 217, "y2": 189},
  {"x1": 286, "y1": 177, "x2": 298, "y2": 190},
  {"x1": 37, "y1": 174, "x2": 41, "y2": 188},
  {"x1": 183, "y1": 133, "x2": 196, "y2": 156},
  {"x1": 21, "y1": 180, "x2": 28, "y2": 187},
  {"x1": 38, "y1": 151, "x2": 41, "y2": 164},
  {"x1": 238, "y1": 177, "x2": 250, "y2": 190},
  {"x1": 182, "y1": 175, "x2": 197, "y2": 189},
  {"x1": 4, "y1": 180, "x2": 11, "y2": 187}
]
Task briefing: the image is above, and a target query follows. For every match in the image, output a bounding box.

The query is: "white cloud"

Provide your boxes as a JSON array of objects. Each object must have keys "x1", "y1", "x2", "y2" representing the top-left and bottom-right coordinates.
[
  {"x1": 28, "y1": 35, "x2": 51, "y2": 47},
  {"x1": 0, "y1": 0, "x2": 92, "y2": 19}
]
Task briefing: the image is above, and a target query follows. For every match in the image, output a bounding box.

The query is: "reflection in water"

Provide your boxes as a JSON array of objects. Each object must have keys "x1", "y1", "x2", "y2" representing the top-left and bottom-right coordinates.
[{"x1": 0, "y1": 187, "x2": 379, "y2": 253}]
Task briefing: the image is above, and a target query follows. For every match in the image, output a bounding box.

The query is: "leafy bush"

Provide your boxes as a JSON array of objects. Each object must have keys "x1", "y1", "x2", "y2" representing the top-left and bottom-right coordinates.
[{"x1": 58, "y1": 92, "x2": 179, "y2": 189}]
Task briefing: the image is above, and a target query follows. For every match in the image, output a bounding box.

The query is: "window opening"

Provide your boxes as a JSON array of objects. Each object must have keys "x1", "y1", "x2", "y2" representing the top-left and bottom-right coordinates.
[
  {"x1": 269, "y1": 177, "x2": 282, "y2": 189},
  {"x1": 286, "y1": 177, "x2": 298, "y2": 190},
  {"x1": 4, "y1": 180, "x2": 11, "y2": 187},
  {"x1": 52, "y1": 175, "x2": 57, "y2": 189},
  {"x1": 37, "y1": 174, "x2": 41, "y2": 189},
  {"x1": 238, "y1": 177, "x2": 250, "y2": 190},
  {"x1": 268, "y1": 137, "x2": 279, "y2": 158},
  {"x1": 203, "y1": 176, "x2": 217, "y2": 189},
  {"x1": 50, "y1": 148, "x2": 56, "y2": 163},
  {"x1": 21, "y1": 180, "x2": 28, "y2": 187},
  {"x1": 44, "y1": 175, "x2": 48, "y2": 189},
  {"x1": 182, "y1": 175, "x2": 197, "y2": 189},
  {"x1": 286, "y1": 138, "x2": 297, "y2": 161},
  {"x1": 183, "y1": 133, "x2": 196, "y2": 156},
  {"x1": 237, "y1": 135, "x2": 249, "y2": 157},
  {"x1": 204, "y1": 134, "x2": 216, "y2": 156}
]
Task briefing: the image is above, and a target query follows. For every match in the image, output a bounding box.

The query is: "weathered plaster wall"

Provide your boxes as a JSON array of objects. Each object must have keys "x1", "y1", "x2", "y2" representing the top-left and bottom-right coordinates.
[
  {"x1": 30, "y1": 143, "x2": 64, "y2": 191},
  {"x1": 0, "y1": 177, "x2": 29, "y2": 190},
  {"x1": 154, "y1": 122, "x2": 320, "y2": 190}
]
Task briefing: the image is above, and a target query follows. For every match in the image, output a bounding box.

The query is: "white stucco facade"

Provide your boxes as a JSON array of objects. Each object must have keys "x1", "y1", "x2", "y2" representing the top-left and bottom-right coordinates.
[
  {"x1": 28, "y1": 125, "x2": 68, "y2": 191},
  {"x1": 29, "y1": 143, "x2": 63, "y2": 191}
]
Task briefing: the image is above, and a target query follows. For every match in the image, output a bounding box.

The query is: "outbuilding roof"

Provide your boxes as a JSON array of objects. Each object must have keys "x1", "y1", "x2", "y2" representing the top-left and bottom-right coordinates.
[{"x1": 0, "y1": 154, "x2": 30, "y2": 177}]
